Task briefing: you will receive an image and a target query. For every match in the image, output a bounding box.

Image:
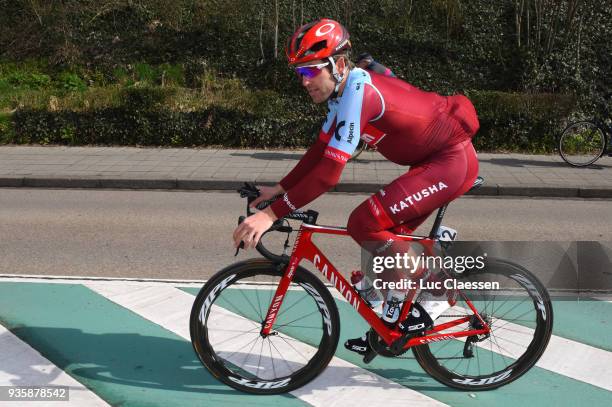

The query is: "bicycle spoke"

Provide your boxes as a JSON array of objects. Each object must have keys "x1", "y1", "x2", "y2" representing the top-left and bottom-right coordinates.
[
  {"x1": 275, "y1": 292, "x2": 311, "y2": 320},
  {"x1": 268, "y1": 339, "x2": 277, "y2": 379},
  {"x1": 269, "y1": 337, "x2": 297, "y2": 376},
  {"x1": 276, "y1": 334, "x2": 311, "y2": 362},
  {"x1": 490, "y1": 337, "x2": 495, "y2": 373},
  {"x1": 489, "y1": 334, "x2": 513, "y2": 362},
  {"x1": 275, "y1": 324, "x2": 321, "y2": 329},
  {"x1": 493, "y1": 325, "x2": 535, "y2": 335},
  {"x1": 495, "y1": 299, "x2": 534, "y2": 323},
  {"x1": 256, "y1": 336, "x2": 265, "y2": 379},
  {"x1": 476, "y1": 339, "x2": 481, "y2": 377},
  {"x1": 210, "y1": 328, "x2": 261, "y2": 349},
  {"x1": 430, "y1": 336, "x2": 454, "y2": 354},
  {"x1": 238, "y1": 288, "x2": 265, "y2": 321},
  {"x1": 211, "y1": 331, "x2": 259, "y2": 352},
  {"x1": 236, "y1": 335, "x2": 260, "y2": 371},
  {"x1": 489, "y1": 295, "x2": 497, "y2": 317},
  {"x1": 211, "y1": 327, "x2": 261, "y2": 334},
  {"x1": 466, "y1": 352, "x2": 472, "y2": 376},
  {"x1": 489, "y1": 333, "x2": 532, "y2": 349},
  {"x1": 280, "y1": 335, "x2": 320, "y2": 343},
  {"x1": 254, "y1": 286, "x2": 264, "y2": 320},
  {"x1": 491, "y1": 295, "x2": 514, "y2": 317},
  {"x1": 217, "y1": 297, "x2": 262, "y2": 327},
  {"x1": 441, "y1": 344, "x2": 465, "y2": 366},
  {"x1": 274, "y1": 310, "x2": 321, "y2": 329},
  {"x1": 493, "y1": 308, "x2": 536, "y2": 331}
]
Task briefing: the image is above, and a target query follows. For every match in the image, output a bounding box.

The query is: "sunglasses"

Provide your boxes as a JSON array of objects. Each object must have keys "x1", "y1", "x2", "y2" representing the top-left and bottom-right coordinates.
[{"x1": 295, "y1": 62, "x2": 330, "y2": 79}]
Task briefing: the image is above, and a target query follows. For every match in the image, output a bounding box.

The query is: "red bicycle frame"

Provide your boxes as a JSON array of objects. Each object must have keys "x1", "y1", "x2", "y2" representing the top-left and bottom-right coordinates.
[{"x1": 261, "y1": 223, "x2": 490, "y2": 351}]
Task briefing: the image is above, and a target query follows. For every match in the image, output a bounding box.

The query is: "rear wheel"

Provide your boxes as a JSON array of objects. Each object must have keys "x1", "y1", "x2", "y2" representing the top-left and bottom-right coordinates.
[
  {"x1": 412, "y1": 258, "x2": 553, "y2": 390},
  {"x1": 190, "y1": 258, "x2": 340, "y2": 394}
]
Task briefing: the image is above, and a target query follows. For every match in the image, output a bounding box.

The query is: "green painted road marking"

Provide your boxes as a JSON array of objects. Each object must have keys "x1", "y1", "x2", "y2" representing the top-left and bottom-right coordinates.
[
  {"x1": 330, "y1": 299, "x2": 612, "y2": 407},
  {"x1": 0, "y1": 282, "x2": 304, "y2": 407},
  {"x1": 182, "y1": 286, "x2": 612, "y2": 407},
  {"x1": 550, "y1": 300, "x2": 612, "y2": 351}
]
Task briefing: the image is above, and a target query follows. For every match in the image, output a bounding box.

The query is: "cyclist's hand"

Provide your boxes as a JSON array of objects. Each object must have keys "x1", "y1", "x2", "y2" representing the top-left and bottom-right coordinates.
[
  {"x1": 250, "y1": 184, "x2": 284, "y2": 209},
  {"x1": 233, "y1": 207, "x2": 278, "y2": 250}
]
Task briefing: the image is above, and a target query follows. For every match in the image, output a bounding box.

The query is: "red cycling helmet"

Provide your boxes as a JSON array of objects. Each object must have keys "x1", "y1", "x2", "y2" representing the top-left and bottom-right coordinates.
[{"x1": 286, "y1": 19, "x2": 351, "y2": 66}]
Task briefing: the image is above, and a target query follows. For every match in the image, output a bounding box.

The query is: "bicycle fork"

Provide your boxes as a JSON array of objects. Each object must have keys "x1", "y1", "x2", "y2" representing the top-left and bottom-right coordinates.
[{"x1": 260, "y1": 258, "x2": 299, "y2": 337}]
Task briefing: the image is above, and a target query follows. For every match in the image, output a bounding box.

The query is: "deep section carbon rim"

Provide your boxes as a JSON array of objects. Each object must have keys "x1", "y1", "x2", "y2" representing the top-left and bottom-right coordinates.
[
  {"x1": 191, "y1": 261, "x2": 339, "y2": 393},
  {"x1": 413, "y1": 260, "x2": 552, "y2": 389}
]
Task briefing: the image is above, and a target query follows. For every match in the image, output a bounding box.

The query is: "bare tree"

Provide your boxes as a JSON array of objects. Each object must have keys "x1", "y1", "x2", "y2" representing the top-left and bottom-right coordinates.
[
  {"x1": 274, "y1": 0, "x2": 279, "y2": 59},
  {"x1": 259, "y1": 9, "x2": 265, "y2": 63},
  {"x1": 515, "y1": 0, "x2": 583, "y2": 56},
  {"x1": 515, "y1": 0, "x2": 525, "y2": 47}
]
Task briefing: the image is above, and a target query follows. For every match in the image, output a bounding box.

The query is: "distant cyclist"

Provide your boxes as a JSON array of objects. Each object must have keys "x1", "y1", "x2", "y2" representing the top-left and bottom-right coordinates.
[
  {"x1": 356, "y1": 52, "x2": 396, "y2": 77},
  {"x1": 233, "y1": 19, "x2": 480, "y2": 356}
]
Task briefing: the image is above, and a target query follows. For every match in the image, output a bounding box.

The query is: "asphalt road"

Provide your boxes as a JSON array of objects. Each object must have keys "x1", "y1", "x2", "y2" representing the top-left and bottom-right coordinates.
[{"x1": 1, "y1": 188, "x2": 611, "y2": 281}]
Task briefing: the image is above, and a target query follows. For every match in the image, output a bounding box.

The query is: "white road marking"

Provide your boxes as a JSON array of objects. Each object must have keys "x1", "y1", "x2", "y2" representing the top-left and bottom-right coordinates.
[
  {"x1": 85, "y1": 282, "x2": 448, "y2": 407},
  {"x1": 0, "y1": 324, "x2": 109, "y2": 406}
]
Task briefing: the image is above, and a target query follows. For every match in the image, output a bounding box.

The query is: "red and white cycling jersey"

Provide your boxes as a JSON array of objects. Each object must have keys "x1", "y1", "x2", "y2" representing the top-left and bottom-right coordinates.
[{"x1": 270, "y1": 68, "x2": 479, "y2": 220}]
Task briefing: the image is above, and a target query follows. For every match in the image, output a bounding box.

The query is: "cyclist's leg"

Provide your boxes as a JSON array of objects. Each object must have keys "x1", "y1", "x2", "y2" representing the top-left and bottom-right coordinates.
[
  {"x1": 347, "y1": 139, "x2": 478, "y2": 255},
  {"x1": 344, "y1": 140, "x2": 477, "y2": 355},
  {"x1": 347, "y1": 140, "x2": 478, "y2": 309}
]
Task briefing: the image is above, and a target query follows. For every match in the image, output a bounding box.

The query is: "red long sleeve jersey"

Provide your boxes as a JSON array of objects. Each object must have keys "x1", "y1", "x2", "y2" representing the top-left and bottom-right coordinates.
[{"x1": 270, "y1": 68, "x2": 476, "y2": 218}]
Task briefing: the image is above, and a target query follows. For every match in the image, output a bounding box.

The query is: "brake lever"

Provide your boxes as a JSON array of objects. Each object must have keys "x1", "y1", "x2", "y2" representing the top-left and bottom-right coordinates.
[
  {"x1": 238, "y1": 182, "x2": 259, "y2": 198},
  {"x1": 235, "y1": 216, "x2": 246, "y2": 256}
]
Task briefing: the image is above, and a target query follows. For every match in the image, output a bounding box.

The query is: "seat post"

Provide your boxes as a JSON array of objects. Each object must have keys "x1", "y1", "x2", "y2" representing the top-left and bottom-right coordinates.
[
  {"x1": 429, "y1": 204, "x2": 449, "y2": 239},
  {"x1": 427, "y1": 176, "x2": 484, "y2": 239}
]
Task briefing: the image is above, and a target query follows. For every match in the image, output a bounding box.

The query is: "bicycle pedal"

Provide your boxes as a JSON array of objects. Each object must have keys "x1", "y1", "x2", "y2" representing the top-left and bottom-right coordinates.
[{"x1": 362, "y1": 348, "x2": 378, "y2": 364}]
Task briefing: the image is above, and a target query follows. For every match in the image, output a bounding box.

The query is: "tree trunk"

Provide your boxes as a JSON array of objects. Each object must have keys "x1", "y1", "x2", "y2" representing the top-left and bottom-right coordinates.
[
  {"x1": 526, "y1": 0, "x2": 530, "y2": 48},
  {"x1": 515, "y1": 0, "x2": 524, "y2": 48},
  {"x1": 274, "y1": 0, "x2": 279, "y2": 59},
  {"x1": 546, "y1": 0, "x2": 562, "y2": 54},
  {"x1": 259, "y1": 10, "x2": 265, "y2": 62}
]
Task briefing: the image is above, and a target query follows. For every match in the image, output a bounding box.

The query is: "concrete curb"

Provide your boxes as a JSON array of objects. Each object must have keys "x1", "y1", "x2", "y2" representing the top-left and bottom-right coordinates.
[{"x1": 1, "y1": 176, "x2": 611, "y2": 198}]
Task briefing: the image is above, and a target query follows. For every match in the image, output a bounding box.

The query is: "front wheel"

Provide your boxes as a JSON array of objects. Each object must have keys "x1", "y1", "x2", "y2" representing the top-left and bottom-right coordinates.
[
  {"x1": 559, "y1": 121, "x2": 606, "y2": 167},
  {"x1": 190, "y1": 258, "x2": 340, "y2": 394},
  {"x1": 412, "y1": 258, "x2": 553, "y2": 390}
]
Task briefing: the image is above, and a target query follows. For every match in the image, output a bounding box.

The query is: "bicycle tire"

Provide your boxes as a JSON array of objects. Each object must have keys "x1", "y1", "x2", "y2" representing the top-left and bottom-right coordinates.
[
  {"x1": 190, "y1": 258, "x2": 340, "y2": 394},
  {"x1": 559, "y1": 121, "x2": 606, "y2": 167},
  {"x1": 412, "y1": 258, "x2": 553, "y2": 390}
]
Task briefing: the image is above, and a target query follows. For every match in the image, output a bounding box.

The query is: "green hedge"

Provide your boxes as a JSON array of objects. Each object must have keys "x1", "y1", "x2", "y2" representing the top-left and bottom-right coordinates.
[
  {"x1": 468, "y1": 91, "x2": 576, "y2": 152},
  {"x1": 1, "y1": 88, "x2": 575, "y2": 153},
  {"x1": 7, "y1": 107, "x2": 321, "y2": 148}
]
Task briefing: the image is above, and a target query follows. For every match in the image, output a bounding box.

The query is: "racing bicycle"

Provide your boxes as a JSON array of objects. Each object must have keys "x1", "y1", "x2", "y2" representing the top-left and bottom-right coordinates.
[{"x1": 190, "y1": 177, "x2": 553, "y2": 394}]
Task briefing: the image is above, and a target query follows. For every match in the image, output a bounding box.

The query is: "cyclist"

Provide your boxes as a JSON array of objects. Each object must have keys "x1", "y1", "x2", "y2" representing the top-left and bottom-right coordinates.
[
  {"x1": 232, "y1": 18, "x2": 479, "y2": 356},
  {"x1": 356, "y1": 52, "x2": 395, "y2": 77}
]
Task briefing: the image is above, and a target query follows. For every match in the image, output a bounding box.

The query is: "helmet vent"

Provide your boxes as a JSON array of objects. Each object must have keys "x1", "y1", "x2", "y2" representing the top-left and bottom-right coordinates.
[{"x1": 305, "y1": 40, "x2": 327, "y2": 56}]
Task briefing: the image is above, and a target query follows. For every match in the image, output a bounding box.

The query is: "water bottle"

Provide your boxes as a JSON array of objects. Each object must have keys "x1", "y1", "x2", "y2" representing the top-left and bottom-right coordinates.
[{"x1": 350, "y1": 271, "x2": 384, "y2": 309}]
